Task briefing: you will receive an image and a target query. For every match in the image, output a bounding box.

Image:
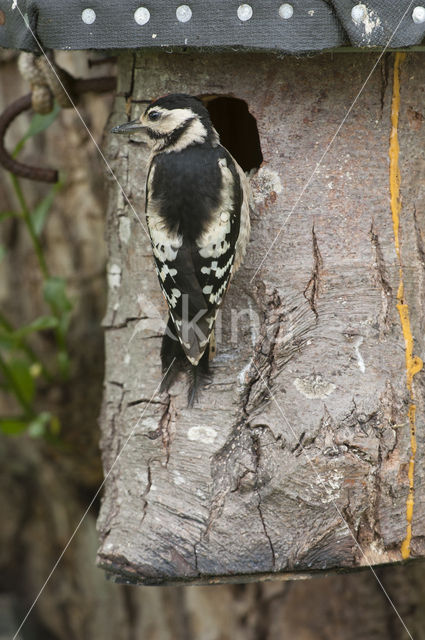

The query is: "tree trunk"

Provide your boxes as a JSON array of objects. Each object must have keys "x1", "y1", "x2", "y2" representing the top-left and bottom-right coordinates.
[
  {"x1": 98, "y1": 50, "x2": 425, "y2": 584},
  {"x1": 2, "y1": 49, "x2": 425, "y2": 640}
]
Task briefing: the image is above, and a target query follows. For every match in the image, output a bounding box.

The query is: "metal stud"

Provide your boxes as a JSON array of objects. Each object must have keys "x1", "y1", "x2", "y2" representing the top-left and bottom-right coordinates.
[
  {"x1": 134, "y1": 7, "x2": 150, "y2": 25},
  {"x1": 176, "y1": 5, "x2": 192, "y2": 22},
  {"x1": 279, "y1": 4, "x2": 294, "y2": 20},
  {"x1": 237, "y1": 4, "x2": 253, "y2": 21},
  {"x1": 412, "y1": 6, "x2": 425, "y2": 23},
  {"x1": 351, "y1": 4, "x2": 367, "y2": 24},
  {"x1": 81, "y1": 8, "x2": 96, "y2": 24}
]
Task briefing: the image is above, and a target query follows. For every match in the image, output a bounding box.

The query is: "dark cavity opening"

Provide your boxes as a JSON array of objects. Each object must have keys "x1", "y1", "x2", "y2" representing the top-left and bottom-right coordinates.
[{"x1": 203, "y1": 96, "x2": 263, "y2": 173}]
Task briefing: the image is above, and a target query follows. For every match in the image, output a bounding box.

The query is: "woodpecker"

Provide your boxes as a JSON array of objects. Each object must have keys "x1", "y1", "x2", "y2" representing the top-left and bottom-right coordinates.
[{"x1": 112, "y1": 94, "x2": 251, "y2": 405}]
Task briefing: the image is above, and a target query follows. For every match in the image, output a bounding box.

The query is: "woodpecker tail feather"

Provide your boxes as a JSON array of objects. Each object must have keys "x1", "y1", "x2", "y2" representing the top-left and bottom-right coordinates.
[
  {"x1": 160, "y1": 315, "x2": 211, "y2": 406},
  {"x1": 160, "y1": 316, "x2": 186, "y2": 393},
  {"x1": 187, "y1": 349, "x2": 210, "y2": 408}
]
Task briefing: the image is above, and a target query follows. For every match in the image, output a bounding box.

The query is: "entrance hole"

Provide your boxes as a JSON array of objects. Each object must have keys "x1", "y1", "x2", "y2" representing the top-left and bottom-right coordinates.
[{"x1": 202, "y1": 96, "x2": 263, "y2": 173}]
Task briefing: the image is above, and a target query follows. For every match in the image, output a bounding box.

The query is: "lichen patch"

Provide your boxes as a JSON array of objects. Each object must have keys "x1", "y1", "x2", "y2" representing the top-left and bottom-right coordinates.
[{"x1": 293, "y1": 374, "x2": 336, "y2": 399}]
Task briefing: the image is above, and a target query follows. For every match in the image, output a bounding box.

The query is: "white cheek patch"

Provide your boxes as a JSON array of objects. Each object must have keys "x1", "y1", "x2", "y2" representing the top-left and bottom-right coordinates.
[
  {"x1": 166, "y1": 118, "x2": 208, "y2": 153},
  {"x1": 154, "y1": 108, "x2": 195, "y2": 133},
  {"x1": 144, "y1": 108, "x2": 208, "y2": 152}
]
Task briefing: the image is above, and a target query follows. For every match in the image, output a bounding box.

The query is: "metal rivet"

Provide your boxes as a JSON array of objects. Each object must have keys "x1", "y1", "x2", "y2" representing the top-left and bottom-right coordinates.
[
  {"x1": 237, "y1": 4, "x2": 253, "y2": 21},
  {"x1": 351, "y1": 4, "x2": 367, "y2": 24},
  {"x1": 81, "y1": 8, "x2": 96, "y2": 24},
  {"x1": 279, "y1": 4, "x2": 293, "y2": 19},
  {"x1": 176, "y1": 5, "x2": 192, "y2": 22},
  {"x1": 134, "y1": 7, "x2": 150, "y2": 25},
  {"x1": 412, "y1": 6, "x2": 425, "y2": 23}
]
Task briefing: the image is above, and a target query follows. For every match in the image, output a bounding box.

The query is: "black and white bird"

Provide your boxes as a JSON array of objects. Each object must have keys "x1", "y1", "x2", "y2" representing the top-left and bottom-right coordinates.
[{"x1": 112, "y1": 94, "x2": 251, "y2": 405}]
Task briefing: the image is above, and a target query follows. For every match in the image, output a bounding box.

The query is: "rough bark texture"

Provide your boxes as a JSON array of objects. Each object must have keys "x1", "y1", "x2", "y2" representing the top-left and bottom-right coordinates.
[
  {"x1": 3, "y1": 49, "x2": 425, "y2": 640},
  {"x1": 98, "y1": 51, "x2": 425, "y2": 585}
]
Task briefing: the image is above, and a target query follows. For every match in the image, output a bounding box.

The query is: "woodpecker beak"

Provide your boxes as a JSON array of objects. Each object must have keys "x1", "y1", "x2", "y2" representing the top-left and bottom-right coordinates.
[{"x1": 111, "y1": 119, "x2": 147, "y2": 134}]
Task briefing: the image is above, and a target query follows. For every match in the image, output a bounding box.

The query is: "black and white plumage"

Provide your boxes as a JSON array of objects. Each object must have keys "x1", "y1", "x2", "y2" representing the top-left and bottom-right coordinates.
[{"x1": 112, "y1": 94, "x2": 251, "y2": 405}]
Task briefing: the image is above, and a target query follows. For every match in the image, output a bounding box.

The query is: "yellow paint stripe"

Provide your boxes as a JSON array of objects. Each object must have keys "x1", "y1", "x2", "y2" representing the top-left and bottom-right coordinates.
[{"x1": 389, "y1": 52, "x2": 423, "y2": 560}]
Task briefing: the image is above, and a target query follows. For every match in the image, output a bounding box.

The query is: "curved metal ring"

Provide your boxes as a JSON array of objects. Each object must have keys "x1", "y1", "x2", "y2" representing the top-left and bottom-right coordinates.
[
  {"x1": 0, "y1": 76, "x2": 116, "y2": 183},
  {"x1": 0, "y1": 93, "x2": 58, "y2": 183}
]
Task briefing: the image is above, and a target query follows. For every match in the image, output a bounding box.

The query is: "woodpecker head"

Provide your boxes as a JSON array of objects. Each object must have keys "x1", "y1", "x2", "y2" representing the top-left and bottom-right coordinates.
[{"x1": 111, "y1": 93, "x2": 218, "y2": 151}]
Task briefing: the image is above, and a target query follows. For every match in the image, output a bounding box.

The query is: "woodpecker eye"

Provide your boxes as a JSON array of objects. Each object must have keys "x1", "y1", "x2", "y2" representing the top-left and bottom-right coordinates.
[{"x1": 148, "y1": 110, "x2": 161, "y2": 121}]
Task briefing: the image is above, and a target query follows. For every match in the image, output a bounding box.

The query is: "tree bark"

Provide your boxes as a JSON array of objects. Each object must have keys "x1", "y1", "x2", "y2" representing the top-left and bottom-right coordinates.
[
  {"x1": 3, "y1": 49, "x2": 425, "y2": 640},
  {"x1": 98, "y1": 50, "x2": 425, "y2": 584}
]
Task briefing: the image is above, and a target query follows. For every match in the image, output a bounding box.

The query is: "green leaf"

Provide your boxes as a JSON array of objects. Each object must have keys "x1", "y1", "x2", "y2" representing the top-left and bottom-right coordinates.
[
  {"x1": 0, "y1": 417, "x2": 29, "y2": 435},
  {"x1": 58, "y1": 313, "x2": 71, "y2": 336},
  {"x1": 32, "y1": 182, "x2": 62, "y2": 236},
  {"x1": 0, "y1": 331, "x2": 18, "y2": 349},
  {"x1": 0, "y1": 412, "x2": 60, "y2": 438},
  {"x1": 49, "y1": 414, "x2": 61, "y2": 436},
  {"x1": 24, "y1": 104, "x2": 61, "y2": 139},
  {"x1": 13, "y1": 103, "x2": 61, "y2": 156},
  {"x1": 0, "y1": 315, "x2": 58, "y2": 349},
  {"x1": 57, "y1": 350, "x2": 70, "y2": 378},
  {"x1": 43, "y1": 277, "x2": 72, "y2": 314},
  {"x1": 15, "y1": 315, "x2": 59, "y2": 338},
  {"x1": 0, "y1": 211, "x2": 18, "y2": 223},
  {"x1": 0, "y1": 245, "x2": 5, "y2": 263},
  {"x1": 7, "y1": 358, "x2": 35, "y2": 405}
]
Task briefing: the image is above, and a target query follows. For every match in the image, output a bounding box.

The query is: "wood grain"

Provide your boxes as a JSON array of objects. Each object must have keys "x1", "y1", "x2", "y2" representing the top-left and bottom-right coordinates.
[{"x1": 97, "y1": 52, "x2": 425, "y2": 584}]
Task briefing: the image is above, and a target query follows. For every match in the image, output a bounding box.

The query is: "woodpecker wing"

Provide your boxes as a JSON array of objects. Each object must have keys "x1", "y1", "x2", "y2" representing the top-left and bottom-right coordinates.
[
  {"x1": 146, "y1": 146, "x2": 242, "y2": 365},
  {"x1": 195, "y1": 149, "x2": 242, "y2": 307}
]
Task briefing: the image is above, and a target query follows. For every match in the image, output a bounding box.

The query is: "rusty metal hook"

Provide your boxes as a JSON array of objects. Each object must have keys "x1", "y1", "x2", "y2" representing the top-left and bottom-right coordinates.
[{"x1": 0, "y1": 76, "x2": 116, "y2": 183}]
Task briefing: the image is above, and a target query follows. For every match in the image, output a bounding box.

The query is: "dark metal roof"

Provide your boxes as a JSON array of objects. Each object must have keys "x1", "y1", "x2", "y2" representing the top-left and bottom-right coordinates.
[{"x1": 0, "y1": 1, "x2": 424, "y2": 53}]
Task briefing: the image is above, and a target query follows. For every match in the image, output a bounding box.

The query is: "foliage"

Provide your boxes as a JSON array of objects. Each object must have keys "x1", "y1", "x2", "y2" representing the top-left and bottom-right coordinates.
[{"x1": 0, "y1": 106, "x2": 71, "y2": 438}]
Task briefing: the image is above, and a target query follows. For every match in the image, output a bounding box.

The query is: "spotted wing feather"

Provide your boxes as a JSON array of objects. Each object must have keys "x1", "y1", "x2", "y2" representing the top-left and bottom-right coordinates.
[{"x1": 146, "y1": 146, "x2": 242, "y2": 365}]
